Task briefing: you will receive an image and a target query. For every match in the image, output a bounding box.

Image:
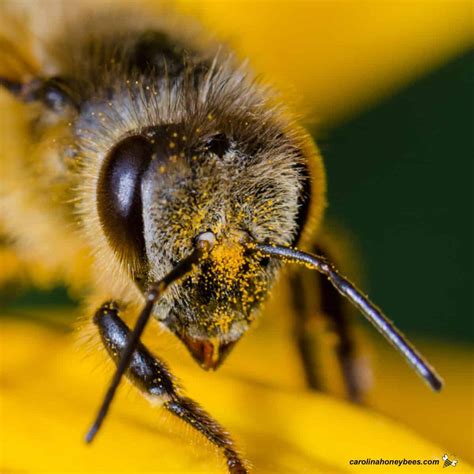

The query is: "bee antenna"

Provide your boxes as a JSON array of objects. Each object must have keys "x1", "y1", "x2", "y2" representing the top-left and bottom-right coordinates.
[
  {"x1": 251, "y1": 242, "x2": 443, "y2": 392},
  {"x1": 85, "y1": 245, "x2": 205, "y2": 444}
]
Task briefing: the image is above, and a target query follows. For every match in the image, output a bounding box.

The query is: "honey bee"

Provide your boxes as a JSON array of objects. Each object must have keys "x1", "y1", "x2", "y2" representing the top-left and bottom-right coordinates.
[{"x1": 0, "y1": 2, "x2": 443, "y2": 472}]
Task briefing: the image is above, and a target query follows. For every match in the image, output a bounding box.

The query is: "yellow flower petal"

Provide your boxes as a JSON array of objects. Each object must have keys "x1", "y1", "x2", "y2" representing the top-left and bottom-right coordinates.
[
  {"x1": 1, "y1": 317, "x2": 472, "y2": 473},
  {"x1": 174, "y1": 0, "x2": 472, "y2": 124}
]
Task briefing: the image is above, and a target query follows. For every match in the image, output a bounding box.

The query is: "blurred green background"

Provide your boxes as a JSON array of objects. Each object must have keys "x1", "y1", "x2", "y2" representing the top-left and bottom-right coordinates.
[
  {"x1": 320, "y1": 49, "x2": 473, "y2": 344},
  {"x1": 2, "y1": 49, "x2": 473, "y2": 343}
]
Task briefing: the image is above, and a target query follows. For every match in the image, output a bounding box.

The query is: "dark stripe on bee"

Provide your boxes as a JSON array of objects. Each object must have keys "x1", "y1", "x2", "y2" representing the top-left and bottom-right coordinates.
[
  {"x1": 131, "y1": 30, "x2": 187, "y2": 74},
  {"x1": 127, "y1": 30, "x2": 211, "y2": 82},
  {"x1": 0, "y1": 76, "x2": 78, "y2": 111}
]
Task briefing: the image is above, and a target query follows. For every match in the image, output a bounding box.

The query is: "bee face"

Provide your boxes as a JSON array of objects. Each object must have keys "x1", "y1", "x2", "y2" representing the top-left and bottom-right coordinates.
[{"x1": 96, "y1": 110, "x2": 305, "y2": 368}]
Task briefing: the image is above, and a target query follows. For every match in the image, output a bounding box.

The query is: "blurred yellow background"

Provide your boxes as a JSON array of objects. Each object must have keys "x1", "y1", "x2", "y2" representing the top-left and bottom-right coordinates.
[
  {"x1": 1, "y1": 0, "x2": 473, "y2": 472},
  {"x1": 173, "y1": 0, "x2": 472, "y2": 125}
]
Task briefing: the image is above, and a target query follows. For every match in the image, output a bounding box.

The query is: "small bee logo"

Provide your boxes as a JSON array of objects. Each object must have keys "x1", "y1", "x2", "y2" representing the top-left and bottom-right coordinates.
[{"x1": 442, "y1": 454, "x2": 458, "y2": 468}]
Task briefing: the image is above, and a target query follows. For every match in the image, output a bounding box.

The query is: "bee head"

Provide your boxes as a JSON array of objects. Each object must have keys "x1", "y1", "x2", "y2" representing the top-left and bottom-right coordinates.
[{"x1": 97, "y1": 115, "x2": 309, "y2": 369}]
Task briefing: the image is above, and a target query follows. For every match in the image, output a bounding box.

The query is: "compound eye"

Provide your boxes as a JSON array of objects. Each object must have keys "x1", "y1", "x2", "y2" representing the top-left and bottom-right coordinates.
[{"x1": 97, "y1": 135, "x2": 153, "y2": 269}]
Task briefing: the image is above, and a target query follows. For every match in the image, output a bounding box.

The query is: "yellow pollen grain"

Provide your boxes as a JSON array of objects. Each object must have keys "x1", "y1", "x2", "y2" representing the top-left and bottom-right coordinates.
[
  {"x1": 210, "y1": 242, "x2": 245, "y2": 284},
  {"x1": 213, "y1": 311, "x2": 233, "y2": 333}
]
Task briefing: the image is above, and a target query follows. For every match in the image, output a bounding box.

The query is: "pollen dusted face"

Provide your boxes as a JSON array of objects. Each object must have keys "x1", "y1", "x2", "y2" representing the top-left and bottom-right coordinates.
[
  {"x1": 170, "y1": 237, "x2": 272, "y2": 369},
  {"x1": 89, "y1": 33, "x2": 310, "y2": 370},
  {"x1": 137, "y1": 121, "x2": 304, "y2": 369}
]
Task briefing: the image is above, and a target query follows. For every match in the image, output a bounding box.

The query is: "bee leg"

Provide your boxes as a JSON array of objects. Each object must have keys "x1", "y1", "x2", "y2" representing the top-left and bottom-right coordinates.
[
  {"x1": 93, "y1": 302, "x2": 247, "y2": 474},
  {"x1": 316, "y1": 265, "x2": 364, "y2": 403},
  {"x1": 290, "y1": 272, "x2": 323, "y2": 391},
  {"x1": 290, "y1": 248, "x2": 365, "y2": 403}
]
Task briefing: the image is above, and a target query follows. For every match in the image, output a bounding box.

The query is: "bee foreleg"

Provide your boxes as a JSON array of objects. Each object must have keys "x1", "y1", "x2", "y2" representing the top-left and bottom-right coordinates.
[{"x1": 93, "y1": 302, "x2": 248, "y2": 474}]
